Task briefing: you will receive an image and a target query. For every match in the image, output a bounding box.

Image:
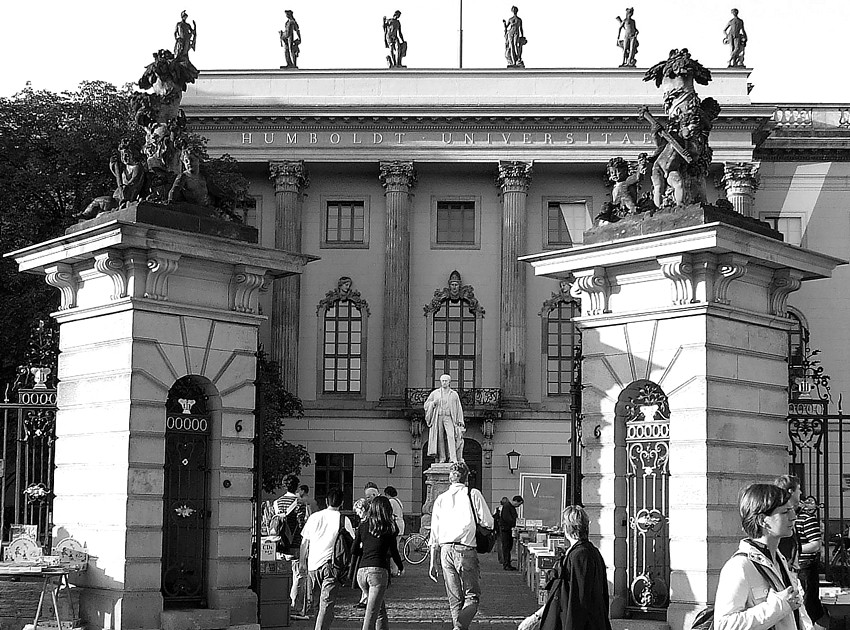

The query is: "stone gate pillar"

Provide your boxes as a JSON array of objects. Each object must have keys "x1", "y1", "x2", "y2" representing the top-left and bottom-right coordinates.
[
  {"x1": 522, "y1": 216, "x2": 842, "y2": 630},
  {"x1": 497, "y1": 161, "x2": 532, "y2": 406},
  {"x1": 270, "y1": 160, "x2": 309, "y2": 393},
  {"x1": 9, "y1": 205, "x2": 314, "y2": 630},
  {"x1": 379, "y1": 161, "x2": 416, "y2": 403}
]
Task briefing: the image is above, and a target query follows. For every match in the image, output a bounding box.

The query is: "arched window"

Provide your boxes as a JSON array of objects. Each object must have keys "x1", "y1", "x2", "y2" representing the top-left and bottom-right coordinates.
[
  {"x1": 316, "y1": 277, "x2": 370, "y2": 395},
  {"x1": 424, "y1": 270, "x2": 485, "y2": 389},
  {"x1": 540, "y1": 282, "x2": 582, "y2": 397}
]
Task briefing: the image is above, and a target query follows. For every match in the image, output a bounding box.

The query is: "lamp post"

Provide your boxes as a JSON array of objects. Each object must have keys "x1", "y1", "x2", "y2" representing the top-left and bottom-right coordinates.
[
  {"x1": 506, "y1": 450, "x2": 521, "y2": 474},
  {"x1": 385, "y1": 448, "x2": 398, "y2": 474}
]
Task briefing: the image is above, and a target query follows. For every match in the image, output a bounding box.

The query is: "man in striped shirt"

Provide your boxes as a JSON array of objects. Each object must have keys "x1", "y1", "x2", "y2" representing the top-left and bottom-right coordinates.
[
  {"x1": 775, "y1": 474, "x2": 826, "y2": 628},
  {"x1": 275, "y1": 473, "x2": 309, "y2": 619}
]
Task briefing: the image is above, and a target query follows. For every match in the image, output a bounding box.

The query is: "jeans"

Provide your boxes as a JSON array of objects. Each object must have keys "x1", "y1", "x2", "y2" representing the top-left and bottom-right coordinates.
[
  {"x1": 356, "y1": 567, "x2": 390, "y2": 630},
  {"x1": 307, "y1": 563, "x2": 338, "y2": 630},
  {"x1": 440, "y1": 544, "x2": 481, "y2": 630},
  {"x1": 288, "y1": 557, "x2": 307, "y2": 614},
  {"x1": 799, "y1": 558, "x2": 826, "y2": 623}
]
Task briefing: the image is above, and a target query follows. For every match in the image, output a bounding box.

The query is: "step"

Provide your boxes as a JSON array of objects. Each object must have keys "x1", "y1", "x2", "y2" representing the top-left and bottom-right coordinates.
[
  {"x1": 613, "y1": 620, "x2": 671, "y2": 630},
  {"x1": 160, "y1": 609, "x2": 231, "y2": 630}
]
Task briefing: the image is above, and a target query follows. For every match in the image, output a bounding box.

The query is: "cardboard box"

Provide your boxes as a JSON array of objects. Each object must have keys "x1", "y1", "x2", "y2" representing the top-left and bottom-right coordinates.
[{"x1": 260, "y1": 537, "x2": 276, "y2": 562}]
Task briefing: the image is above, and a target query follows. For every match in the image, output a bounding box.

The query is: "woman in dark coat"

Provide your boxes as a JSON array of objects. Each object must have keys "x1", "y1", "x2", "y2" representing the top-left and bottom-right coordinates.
[{"x1": 520, "y1": 505, "x2": 612, "y2": 630}]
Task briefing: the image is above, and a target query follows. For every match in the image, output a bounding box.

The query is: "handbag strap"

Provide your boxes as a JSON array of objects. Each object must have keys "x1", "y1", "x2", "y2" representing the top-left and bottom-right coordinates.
[{"x1": 467, "y1": 487, "x2": 480, "y2": 526}]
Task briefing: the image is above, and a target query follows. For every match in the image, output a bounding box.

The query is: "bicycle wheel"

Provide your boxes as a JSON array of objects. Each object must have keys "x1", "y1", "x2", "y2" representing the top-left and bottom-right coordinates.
[{"x1": 403, "y1": 533, "x2": 429, "y2": 565}]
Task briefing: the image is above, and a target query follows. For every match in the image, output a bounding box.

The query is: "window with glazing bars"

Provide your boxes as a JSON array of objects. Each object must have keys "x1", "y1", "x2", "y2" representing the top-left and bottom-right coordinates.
[
  {"x1": 323, "y1": 300, "x2": 362, "y2": 393},
  {"x1": 326, "y1": 201, "x2": 365, "y2": 243},
  {"x1": 436, "y1": 201, "x2": 475, "y2": 244},
  {"x1": 546, "y1": 300, "x2": 580, "y2": 395},
  {"x1": 314, "y1": 453, "x2": 354, "y2": 510},
  {"x1": 432, "y1": 300, "x2": 476, "y2": 389}
]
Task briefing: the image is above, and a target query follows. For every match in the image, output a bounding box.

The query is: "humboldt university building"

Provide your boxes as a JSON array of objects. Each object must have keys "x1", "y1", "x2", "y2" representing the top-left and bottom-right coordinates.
[{"x1": 181, "y1": 68, "x2": 850, "y2": 625}]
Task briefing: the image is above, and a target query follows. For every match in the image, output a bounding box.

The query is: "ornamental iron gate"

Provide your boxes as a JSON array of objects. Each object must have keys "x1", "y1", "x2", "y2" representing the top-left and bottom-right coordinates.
[
  {"x1": 162, "y1": 377, "x2": 211, "y2": 608},
  {"x1": 621, "y1": 380, "x2": 671, "y2": 614},
  {"x1": 0, "y1": 320, "x2": 58, "y2": 547},
  {"x1": 787, "y1": 345, "x2": 850, "y2": 586}
]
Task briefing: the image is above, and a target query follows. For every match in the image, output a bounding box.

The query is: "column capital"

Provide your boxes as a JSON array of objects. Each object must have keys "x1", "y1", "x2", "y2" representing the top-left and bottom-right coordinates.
[
  {"x1": 379, "y1": 161, "x2": 417, "y2": 192},
  {"x1": 496, "y1": 160, "x2": 533, "y2": 193},
  {"x1": 721, "y1": 161, "x2": 760, "y2": 190},
  {"x1": 269, "y1": 160, "x2": 310, "y2": 194}
]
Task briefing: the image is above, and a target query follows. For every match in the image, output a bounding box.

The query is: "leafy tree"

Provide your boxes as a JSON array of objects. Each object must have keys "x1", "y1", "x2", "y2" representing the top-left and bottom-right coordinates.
[{"x1": 255, "y1": 350, "x2": 311, "y2": 493}]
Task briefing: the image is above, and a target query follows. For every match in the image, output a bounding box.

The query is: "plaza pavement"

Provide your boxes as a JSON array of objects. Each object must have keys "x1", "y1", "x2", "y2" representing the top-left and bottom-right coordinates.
[{"x1": 289, "y1": 548, "x2": 540, "y2": 629}]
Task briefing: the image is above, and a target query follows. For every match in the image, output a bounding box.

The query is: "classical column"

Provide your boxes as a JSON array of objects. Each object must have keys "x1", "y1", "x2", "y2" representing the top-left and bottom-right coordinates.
[
  {"x1": 269, "y1": 160, "x2": 309, "y2": 393},
  {"x1": 496, "y1": 160, "x2": 533, "y2": 406},
  {"x1": 379, "y1": 161, "x2": 417, "y2": 403},
  {"x1": 722, "y1": 161, "x2": 760, "y2": 217}
]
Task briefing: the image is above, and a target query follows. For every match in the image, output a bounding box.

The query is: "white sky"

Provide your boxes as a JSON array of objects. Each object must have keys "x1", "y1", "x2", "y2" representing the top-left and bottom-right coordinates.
[{"x1": 2, "y1": 0, "x2": 848, "y2": 103}]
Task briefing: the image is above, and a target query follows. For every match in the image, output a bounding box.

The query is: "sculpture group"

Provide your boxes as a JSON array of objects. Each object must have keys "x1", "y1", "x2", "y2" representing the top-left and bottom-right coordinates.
[
  {"x1": 79, "y1": 11, "x2": 230, "y2": 222},
  {"x1": 273, "y1": 6, "x2": 747, "y2": 70}
]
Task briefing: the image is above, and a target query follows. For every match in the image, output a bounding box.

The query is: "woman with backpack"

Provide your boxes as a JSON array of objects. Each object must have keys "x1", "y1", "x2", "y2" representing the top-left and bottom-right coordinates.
[
  {"x1": 351, "y1": 495, "x2": 405, "y2": 630},
  {"x1": 714, "y1": 483, "x2": 813, "y2": 630}
]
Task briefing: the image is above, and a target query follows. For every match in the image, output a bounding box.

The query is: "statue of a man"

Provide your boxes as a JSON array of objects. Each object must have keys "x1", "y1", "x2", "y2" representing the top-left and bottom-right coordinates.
[
  {"x1": 424, "y1": 374, "x2": 465, "y2": 464},
  {"x1": 174, "y1": 11, "x2": 196, "y2": 60},
  {"x1": 280, "y1": 10, "x2": 301, "y2": 68},
  {"x1": 723, "y1": 9, "x2": 747, "y2": 68},
  {"x1": 616, "y1": 8, "x2": 639, "y2": 67},
  {"x1": 78, "y1": 138, "x2": 147, "y2": 220},
  {"x1": 503, "y1": 6, "x2": 526, "y2": 68},
  {"x1": 383, "y1": 11, "x2": 406, "y2": 68},
  {"x1": 168, "y1": 148, "x2": 211, "y2": 206}
]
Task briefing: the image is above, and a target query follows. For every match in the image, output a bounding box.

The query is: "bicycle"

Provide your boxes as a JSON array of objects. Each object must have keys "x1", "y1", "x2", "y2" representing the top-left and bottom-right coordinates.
[{"x1": 401, "y1": 531, "x2": 430, "y2": 565}]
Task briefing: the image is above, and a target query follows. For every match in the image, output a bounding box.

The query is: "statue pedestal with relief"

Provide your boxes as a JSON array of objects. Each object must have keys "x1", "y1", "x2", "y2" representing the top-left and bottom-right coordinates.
[{"x1": 420, "y1": 462, "x2": 455, "y2": 531}]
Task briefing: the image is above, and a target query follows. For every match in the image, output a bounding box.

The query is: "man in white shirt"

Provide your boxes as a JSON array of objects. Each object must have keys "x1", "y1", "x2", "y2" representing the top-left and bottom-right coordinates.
[
  {"x1": 299, "y1": 487, "x2": 355, "y2": 630},
  {"x1": 428, "y1": 462, "x2": 493, "y2": 630},
  {"x1": 384, "y1": 485, "x2": 405, "y2": 536}
]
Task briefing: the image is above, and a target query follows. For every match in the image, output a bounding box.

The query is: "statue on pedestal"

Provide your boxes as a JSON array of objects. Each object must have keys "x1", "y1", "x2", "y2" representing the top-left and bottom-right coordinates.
[
  {"x1": 280, "y1": 10, "x2": 301, "y2": 68},
  {"x1": 723, "y1": 9, "x2": 747, "y2": 67},
  {"x1": 174, "y1": 11, "x2": 197, "y2": 61},
  {"x1": 383, "y1": 11, "x2": 407, "y2": 68},
  {"x1": 424, "y1": 375, "x2": 465, "y2": 464},
  {"x1": 641, "y1": 49, "x2": 721, "y2": 209},
  {"x1": 616, "y1": 8, "x2": 639, "y2": 67},
  {"x1": 168, "y1": 148, "x2": 211, "y2": 206},
  {"x1": 503, "y1": 6, "x2": 526, "y2": 68},
  {"x1": 78, "y1": 138, "x2": 147, "y2": 219},
  {"x1": 595, "y1": 154, "x2": 651, "y2": 224}
]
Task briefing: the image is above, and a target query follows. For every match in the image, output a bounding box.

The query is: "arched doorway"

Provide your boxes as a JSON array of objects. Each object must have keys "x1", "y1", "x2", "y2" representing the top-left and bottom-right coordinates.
[
  {"x1": 615, "y1": 380, "x2": 671, "y2": 616},
  {"x1": 421, "y1": 438, "x2": 483, "y2": 501},
  {"x1": 162, "y1": 376, "x2": 214, "y2": 608}
]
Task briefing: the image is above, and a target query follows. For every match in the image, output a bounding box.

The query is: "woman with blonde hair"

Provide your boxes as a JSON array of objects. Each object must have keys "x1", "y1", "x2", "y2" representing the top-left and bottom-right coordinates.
[
  {"x1": 519, "y1": 505, "x2": 611, "y2": 630},
  {"x1": 714, "y1": 483, "x2": 812, "y2": 630},
  {"x1": 351, "y1": 495, "x2": 404, "y2": 630}
]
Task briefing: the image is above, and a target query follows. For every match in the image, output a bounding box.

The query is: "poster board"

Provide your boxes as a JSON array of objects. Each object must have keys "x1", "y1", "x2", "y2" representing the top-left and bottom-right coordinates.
[{"x1": 518, "y1": 474, "x2": 567, "y2": 528}]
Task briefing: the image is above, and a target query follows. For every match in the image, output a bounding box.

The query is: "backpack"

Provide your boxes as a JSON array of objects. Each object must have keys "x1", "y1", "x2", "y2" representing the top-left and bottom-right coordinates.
[
  {"x1": 330, "y1": 513, "x2": 354, "y2": 584},
  {"x1": 269, "y1": 497, "x2": 305, "y2": 553}
]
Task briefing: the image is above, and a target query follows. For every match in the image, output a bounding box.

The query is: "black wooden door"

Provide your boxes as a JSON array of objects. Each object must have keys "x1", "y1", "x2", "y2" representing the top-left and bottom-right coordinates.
[{"x1": 162, "y1": 412, "x2": 210, "y2": 608}]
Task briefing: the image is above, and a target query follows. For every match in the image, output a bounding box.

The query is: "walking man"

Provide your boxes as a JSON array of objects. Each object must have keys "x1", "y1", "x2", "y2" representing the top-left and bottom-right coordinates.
[
  {"x1": 274, "y1": 474, "x2": 309, "y2": 619},
  {"x1": 428, "y1": 462, "x2": 493, "y2": 630},
  {"x1": 500, "y1": 495, "x2": 524, "y2": 570},
  {"x1": 300, "y1": 487, "x2": 355, "y2": 630}
]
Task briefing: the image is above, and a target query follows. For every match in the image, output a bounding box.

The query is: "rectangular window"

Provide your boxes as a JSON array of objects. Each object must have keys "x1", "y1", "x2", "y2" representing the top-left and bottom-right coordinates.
[
  {"x1": 546, "y1": 201, "x2": 588, "y2": 247},
  {"x1": 762, "y1": 215, "x2": 803, "y2": 246},
  {"x1": 432, "y1": 300, "x2": 476, "y2": 390},
  {"x1": 436, "y1": 201, "x2": 476, "y2": 244},
  {"x1": 325, "y1": 201, "x2": 366, "y2": 244},
  {"x1": 314, "y1": 453, "x2": 354, "y2": 510},
  {"x1": 323, "y1": 301, "x2": 363, "y2": 394},
  {"x1": 546, "y1": 301, "x2": 580, "y2": 396},
  {"x1": 551, "y1": 456, "x2": 582, "y2": 506}
]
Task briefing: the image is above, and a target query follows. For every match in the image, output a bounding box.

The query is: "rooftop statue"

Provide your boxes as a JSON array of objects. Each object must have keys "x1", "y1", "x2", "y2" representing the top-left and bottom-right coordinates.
[
  {"x1": 503, "y1": 6, "x2": 526, "y2": 68},
  {"x1": 383, "y1": 10, "x2": 407, "y2": 68},
  {"x1": 641, "y1": 48, "x2": 720, "y2": 209},
  {"x1": 595, "y1": 154, "x2": 651, "y2": 225},
  {"x1": 280, "y1": 10, "x2": 301, "y2": 69},
  {"x1": 723, "y1": 9, "x2": 747, "y2": 67},
  {"x1": 616, "y1": 8, "x2": 639, "y2": 67}
]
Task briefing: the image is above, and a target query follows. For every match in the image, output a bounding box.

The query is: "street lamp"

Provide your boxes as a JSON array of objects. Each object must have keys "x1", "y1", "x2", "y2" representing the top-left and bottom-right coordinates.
[
  {"x1": 384, "y1": 448, "x2": 398, "y2": 474},
  {"x1": 506, "y1": 450, "x2": 521, "y2": 474}
]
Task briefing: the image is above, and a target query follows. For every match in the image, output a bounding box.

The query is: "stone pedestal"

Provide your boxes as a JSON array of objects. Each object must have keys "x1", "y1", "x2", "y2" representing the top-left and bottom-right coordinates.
[
  {"x1": 522, "y1": 215, "x2": 843, "y2": 630},
  {"x1": 9, "y1": 211, "x2": 314, "y2": 630},
  {"x1": 420, "y1": 462, "x2": 454, "y2": 531}
]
